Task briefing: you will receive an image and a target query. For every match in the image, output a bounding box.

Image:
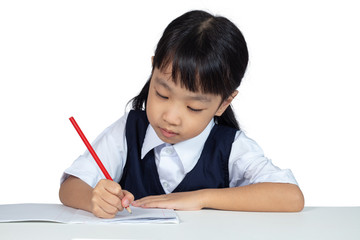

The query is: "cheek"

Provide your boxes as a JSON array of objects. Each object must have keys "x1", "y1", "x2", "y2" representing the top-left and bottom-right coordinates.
[
  {"x1": 146, "y1": 93, "x2": 159, "y2": 123},
  {"x1": 184, "y1": 116, "x2": 211, "y2": 137}
]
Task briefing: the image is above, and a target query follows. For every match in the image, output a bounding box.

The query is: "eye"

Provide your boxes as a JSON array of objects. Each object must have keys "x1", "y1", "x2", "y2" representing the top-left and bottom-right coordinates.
[
  {"x1": 187, "y1": 106, "x2": 203, "y2": 112},
  {"x1": 156, "y1": 91, "x2": 168, "y2": 99}
]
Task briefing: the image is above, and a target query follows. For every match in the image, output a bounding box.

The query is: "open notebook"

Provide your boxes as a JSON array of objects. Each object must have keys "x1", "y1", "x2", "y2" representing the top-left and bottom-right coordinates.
[{"x1": 0, "y1": 203, "x2": 179, "y2": 224}]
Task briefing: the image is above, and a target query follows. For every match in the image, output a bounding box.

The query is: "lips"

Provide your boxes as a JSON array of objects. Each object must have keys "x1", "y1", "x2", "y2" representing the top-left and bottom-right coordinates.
[{"x1": 160, "y1": 127, "x2": 178, "y2": 138}]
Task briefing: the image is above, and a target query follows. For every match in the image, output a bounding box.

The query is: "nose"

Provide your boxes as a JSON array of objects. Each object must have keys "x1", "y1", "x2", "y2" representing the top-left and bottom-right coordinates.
[{"x1": 162, "y1": 105, "x2": 181, "y2": 126}]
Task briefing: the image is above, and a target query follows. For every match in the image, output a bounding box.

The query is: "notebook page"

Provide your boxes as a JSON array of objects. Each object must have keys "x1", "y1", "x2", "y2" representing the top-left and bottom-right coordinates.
[{"x1": 0, "y1": 203, "x2": 179, "y2": 224}]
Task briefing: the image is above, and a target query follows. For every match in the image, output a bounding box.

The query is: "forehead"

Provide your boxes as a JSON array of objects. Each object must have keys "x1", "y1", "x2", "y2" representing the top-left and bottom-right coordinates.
[
  {"x1": 155, "y1": 60, "x2": 210, "y2": 95},
  {"x1": 152, "y1": 67, "x2": 219, "y2": 103}
]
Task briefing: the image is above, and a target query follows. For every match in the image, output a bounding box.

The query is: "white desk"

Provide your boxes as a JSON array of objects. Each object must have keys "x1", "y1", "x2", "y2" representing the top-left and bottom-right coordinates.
[{"x1": 1, "y1": 207, "x2": 359, "y2": 240}]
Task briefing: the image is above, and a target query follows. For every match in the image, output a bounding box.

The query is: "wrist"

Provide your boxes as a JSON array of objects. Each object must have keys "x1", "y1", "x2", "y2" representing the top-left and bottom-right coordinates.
[{"x1": 197, "y1": 189, "x2": 213, "y2": 209}]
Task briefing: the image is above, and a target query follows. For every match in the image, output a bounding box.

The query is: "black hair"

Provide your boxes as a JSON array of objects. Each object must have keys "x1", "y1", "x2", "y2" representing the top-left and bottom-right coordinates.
[{"x1": 131, "y1": 10, "x2": 248, "y2": 130}]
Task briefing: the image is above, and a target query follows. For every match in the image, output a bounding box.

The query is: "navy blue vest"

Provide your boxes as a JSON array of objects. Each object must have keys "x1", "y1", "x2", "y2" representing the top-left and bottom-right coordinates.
[{"x1": 120, "y1": 110, "x2": 237, "y2": 200}]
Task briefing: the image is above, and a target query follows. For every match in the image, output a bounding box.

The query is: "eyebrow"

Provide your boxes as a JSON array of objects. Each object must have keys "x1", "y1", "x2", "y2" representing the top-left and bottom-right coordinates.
[
  {"x1": 155, "y1": 77, "x2": 212, "y2": 103},
  {"x1": 156, "y1": 77, "x2": 172, "y2": 91}
]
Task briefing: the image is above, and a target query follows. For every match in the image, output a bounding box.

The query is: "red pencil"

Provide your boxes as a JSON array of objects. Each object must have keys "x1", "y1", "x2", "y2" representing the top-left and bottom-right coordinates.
[{"x1": 69, "y1": 116, "x2": 132, "y2": 214}]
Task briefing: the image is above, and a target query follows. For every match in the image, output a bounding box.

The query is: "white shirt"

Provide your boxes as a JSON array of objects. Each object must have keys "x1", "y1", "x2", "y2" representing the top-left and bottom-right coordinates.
[{"x1": 61, "y1": 112, "x2": 298, "y2": 193}]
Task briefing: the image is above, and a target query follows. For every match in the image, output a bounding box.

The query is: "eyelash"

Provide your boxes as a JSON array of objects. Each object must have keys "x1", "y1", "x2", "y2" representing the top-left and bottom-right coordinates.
[
  {"x1": 187, "y1": 106, "x2": 203, "y2": 112},
  {"x1": 156, "y1": 90, "x2": 203, "y2": 112},
  {"x1": 156, "y1": 91, "x2": 168, "y2": 99}
]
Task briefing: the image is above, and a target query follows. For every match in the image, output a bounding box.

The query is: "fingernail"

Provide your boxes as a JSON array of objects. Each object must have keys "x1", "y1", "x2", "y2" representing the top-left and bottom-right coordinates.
[{"x1": 123, "y1": 199, "x2": 129, "y2": 207}]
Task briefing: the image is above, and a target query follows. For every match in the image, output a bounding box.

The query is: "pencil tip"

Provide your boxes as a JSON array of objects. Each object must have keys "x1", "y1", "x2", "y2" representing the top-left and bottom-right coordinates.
[{"x1": 126, "y1": 207, "x2": 132, "y2": 214}]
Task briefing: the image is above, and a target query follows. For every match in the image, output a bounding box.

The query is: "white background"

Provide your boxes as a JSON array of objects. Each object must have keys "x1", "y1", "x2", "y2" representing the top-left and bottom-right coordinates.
[{"x1": 0, "y1": 0, "x2": 359, "y2": 206}]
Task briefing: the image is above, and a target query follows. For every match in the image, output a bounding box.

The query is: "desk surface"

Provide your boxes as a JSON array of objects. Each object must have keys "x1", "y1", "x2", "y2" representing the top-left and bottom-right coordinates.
[{"x1": 1, "y1": 207, "x2": 359, "y2": 240}]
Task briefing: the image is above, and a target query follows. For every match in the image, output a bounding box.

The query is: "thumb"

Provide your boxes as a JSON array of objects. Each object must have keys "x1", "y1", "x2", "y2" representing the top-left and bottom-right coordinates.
[{"x1": 121, "y1": 190, "x2": 134, "y2": 208}]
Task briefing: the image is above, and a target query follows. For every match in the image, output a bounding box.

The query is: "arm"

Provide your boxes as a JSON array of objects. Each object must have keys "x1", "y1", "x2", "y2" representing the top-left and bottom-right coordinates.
[
  {"x1": 59, "y1": 175, "x2": 93, "y2": 212},
  {"x1": 204, "y1": 182, "x2": 304, "y2": 212},
  {"x1": 59, "y1": 176, "x2": 134, "y2": 218},
  {"x1": 132, "y1": 182, "x2": 304, "y2": 212}
]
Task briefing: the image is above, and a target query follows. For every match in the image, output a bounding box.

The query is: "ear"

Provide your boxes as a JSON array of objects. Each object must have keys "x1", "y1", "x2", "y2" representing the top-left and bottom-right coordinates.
[
  {"x1": 151, "y1": 56, "x2": 154, "y2": 65},
  {"x1": 215, "y1": 90, "x2": 238, "y2": 116}
]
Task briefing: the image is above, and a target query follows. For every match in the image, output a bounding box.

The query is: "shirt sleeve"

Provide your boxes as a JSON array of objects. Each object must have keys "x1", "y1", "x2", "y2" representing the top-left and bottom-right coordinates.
[
  {"x1": 60, "y1": 113, "x2": 128, "y2": 188},
  {"x1": 228, "y1": 131, "x2": 298, "y2": 187}
]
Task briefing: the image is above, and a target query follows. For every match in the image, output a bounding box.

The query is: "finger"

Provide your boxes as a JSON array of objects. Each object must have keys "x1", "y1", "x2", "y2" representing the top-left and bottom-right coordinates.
[
  {"x1": 121, "y1": 190, "x2": 135, "y2": 208},
  {"x1": 132, "y1": 195, "x2": 168, "y2": 207},
  {"x1": 93, "y1": 182, "x2": 123, "y2": 211},
  {"x1": 136, "y1": 199, "x2": 174, "y2": 209},
  {"x1": 103, "y1": 181, "x2": 125, "y2": 198},
  {"x1": 101, "y1": 190, "x2": 123, "y2": 211},
  {"x1": 92, "y1": 197, "x2": 119, "y2": 218}
]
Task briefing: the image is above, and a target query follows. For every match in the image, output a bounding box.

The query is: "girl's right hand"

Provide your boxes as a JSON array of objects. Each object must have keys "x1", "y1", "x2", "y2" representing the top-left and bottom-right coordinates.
[{"x1": 91, "y1": 179, "x2": 134, "y2": 218}]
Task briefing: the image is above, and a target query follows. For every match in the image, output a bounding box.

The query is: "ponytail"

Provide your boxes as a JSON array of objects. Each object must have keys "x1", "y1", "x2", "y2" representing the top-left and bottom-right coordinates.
[{"x1": 131, "y1": 79, "x2": 150, "y2": 110}]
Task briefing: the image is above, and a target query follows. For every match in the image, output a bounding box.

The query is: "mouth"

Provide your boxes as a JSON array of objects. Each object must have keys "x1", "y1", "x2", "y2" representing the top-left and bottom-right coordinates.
[{"x1": 159, "y1": 127, "x2": 178, "y2": 138}]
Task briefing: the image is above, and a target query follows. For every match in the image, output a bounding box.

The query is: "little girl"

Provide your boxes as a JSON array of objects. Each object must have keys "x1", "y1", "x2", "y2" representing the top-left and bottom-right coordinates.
[{"x1": 59, "y1": 10, "x2": 304, "y2": 218}]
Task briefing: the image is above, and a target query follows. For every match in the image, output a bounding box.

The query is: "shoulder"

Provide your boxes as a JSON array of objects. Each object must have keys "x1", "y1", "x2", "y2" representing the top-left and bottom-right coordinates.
[
  {"x1": 98, "y1": 110, "x2": 147, "y2": 137},
  {"x1": 211, "y1": 124, "x2": 238, "y2": 139},
  {"x1": 88, "y1": 111, "x2": 131, "y2": 151},
  {"x1": 124, "y1": 110, "x2": 149, "y2": 134},
  {"x1": 126, "y1": 110, "x2": 147, "y2": 123},
  {"x1": 231, "y1": 130, "x2": 265, "y2": 157},
  {"x1": 61, "y1": 111, "x2": 130, "y2": 187},
  {"x1": 99, "y1": 111, "x2": 129, "y2": 139}
]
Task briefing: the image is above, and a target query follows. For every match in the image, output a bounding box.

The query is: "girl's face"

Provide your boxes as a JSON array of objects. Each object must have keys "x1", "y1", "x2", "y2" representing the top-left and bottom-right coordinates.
[{"x1": 146, "y1": 66, "x2": 234, "y2": 144}]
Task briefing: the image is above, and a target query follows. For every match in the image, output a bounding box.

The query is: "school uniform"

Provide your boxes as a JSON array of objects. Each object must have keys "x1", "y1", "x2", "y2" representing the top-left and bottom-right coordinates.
[{"x1": 61, "y1": 110, "x2": 298, "y2": 199}]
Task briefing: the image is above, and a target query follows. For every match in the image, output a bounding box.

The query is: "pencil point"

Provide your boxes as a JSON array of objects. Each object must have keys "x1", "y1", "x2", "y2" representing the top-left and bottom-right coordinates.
[{"x1": 126, "y1": 206, "x2": 132, "y2": 214}]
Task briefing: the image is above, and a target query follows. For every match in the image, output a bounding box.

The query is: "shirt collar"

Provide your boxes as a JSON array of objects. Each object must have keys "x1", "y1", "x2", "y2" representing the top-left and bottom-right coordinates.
[
  {"x1": 141, "y1": 119, "x2": 215, "y2": 173},
  {"x1": 141, "y1": 125, "x2": 164, "y2": 159}
]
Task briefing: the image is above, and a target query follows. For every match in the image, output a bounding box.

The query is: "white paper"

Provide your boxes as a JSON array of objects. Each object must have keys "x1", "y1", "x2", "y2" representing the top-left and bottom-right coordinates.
[{"x1": 0, "y1": 203, "x2": 179, "y2": 224}]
